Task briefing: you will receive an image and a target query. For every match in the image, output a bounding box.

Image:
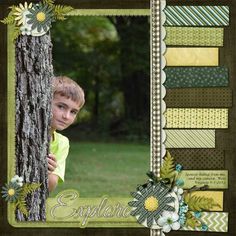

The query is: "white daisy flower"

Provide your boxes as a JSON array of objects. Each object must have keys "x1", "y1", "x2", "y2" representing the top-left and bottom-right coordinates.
[{"x1": 13, "y1": 2, "x2": 33, "y2": 26}]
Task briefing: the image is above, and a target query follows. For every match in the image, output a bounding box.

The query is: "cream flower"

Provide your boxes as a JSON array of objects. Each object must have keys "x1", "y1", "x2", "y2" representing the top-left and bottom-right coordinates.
[
  {"x1": 13, "y1": 2, "x2": 33, "y2": 26},
  {"x1": 173, "y1": 186, "x2": 184, "y2": 200},
  {"x1": 157, "y1": 211, "x2": 181, "y2": 233},
  {"x1": 11, "y1": 175, "x2": 24, "y2": 187}
]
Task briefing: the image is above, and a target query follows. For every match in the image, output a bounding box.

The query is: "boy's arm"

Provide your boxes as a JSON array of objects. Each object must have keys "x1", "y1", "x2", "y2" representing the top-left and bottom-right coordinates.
[
  {"x1": 48, "y1": 154, "x2": 58, "y2": 192},
  {"x1": 48, "y1": 173, "x2": 59, "y2": 192}
]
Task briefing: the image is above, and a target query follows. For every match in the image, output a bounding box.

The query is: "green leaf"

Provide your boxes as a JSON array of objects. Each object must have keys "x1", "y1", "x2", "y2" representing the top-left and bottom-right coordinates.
[
  {"x1": 15, "y1": 200, "x2": 29, "y2": 217},
  {"x1": 20, "y1": 183, "x2": 41, "y2": 198},
  {"x1": 1, "y1": 5, "x2": 18, "y2": 25},
  {"x1": 1, "y1": 15, "x2": 15, "y2": 24},
  {"x1": 43, "y1": 0, "x2": 55, "y2": 7},
  {"x1": 160, "y1": 151, "x2": 176, "y2": 179},
  {"x1": 12, "y1": 27, "x2": 21, "y2": 40},
  {"x1": 186, "y1": 217, "x2": 201, "y2": 228},
  {"x1": 14, "y1": 183, "x2": 41, "y2": 217},
  {"x1": 184, "y1": 193, "x2": 220, "y2": 211},
  {"x1": 185, "y1": 212, "x2": 201, "y2": 228},
  {"x1": 146, "y1": 171, "x2": 158, "y2": 183},
  {"x1": 54, "y1": 5, "x2": 74, "y2": 20}
]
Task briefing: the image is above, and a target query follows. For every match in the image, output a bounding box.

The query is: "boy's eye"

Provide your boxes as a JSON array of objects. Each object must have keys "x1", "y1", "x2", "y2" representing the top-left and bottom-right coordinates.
[
  {"x1": 71, "y1": 110, "x2": 78, "y2": 115},
  {"x1": 58, "y1": 104, "x2": 65, "y2": 109}
]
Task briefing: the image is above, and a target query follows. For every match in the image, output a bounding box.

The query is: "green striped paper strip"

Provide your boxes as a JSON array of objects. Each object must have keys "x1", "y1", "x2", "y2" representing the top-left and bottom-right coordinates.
[
  {"x1": 165, "y1": 129, "x2": 215, "y2": 148},
  {"x1": 164, "y1": 67, "x2": 228, "y2": 88},
  {"x1": 165, "y1": 27, "x2": 224, "y2": 46},
  {"x1": 164, "y1": 6, "x2": 229, "y2": 26},
  {"x1": 181, "y1": 212, "x2": 228, "y2": 232}
]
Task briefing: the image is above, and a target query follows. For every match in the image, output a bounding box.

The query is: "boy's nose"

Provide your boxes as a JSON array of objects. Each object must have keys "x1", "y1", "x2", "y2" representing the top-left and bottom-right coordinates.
[{"x1": 62, "y1": 111, "x2": 70, "y2": 119}]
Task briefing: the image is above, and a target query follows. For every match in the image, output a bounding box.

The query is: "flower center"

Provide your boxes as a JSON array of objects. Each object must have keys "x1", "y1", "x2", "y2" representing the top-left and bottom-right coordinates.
[
  {"x1": 8, "y1": 188, "x2": 15, "y2": 196},
  {"x1": 167, "y1": 218, "x2": 173, "y2": 224},
  {"x1": 36, "y1": 12, "x2": 46, "y2": 22},
  {"x1": 144, "y1": 196, "x2": 159, "y2": 212}
]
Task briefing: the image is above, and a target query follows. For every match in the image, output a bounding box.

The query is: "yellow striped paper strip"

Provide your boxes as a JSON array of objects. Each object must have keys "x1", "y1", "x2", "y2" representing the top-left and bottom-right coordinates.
[
  {"x1": 165, "y1": 47, "x2": 219, "y2": 66},
  {"x1": 165, "y1": 129, "x2": 215, "y2": 148},
  {"x1": 165, "y1": 108, "x2": 228, "y2": 128}
]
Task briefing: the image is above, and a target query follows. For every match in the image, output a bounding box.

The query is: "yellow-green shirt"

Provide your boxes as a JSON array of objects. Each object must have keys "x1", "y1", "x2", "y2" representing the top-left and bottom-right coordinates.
[{"x1": 50, "y1": 131, "x2": 70, "y2": 182}]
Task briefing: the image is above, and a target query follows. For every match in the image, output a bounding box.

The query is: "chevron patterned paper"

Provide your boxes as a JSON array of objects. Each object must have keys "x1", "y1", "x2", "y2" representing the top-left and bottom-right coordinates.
[
  {"x1": 181, "y1": 212, "x2": 228, "y2": 232},
  {"x1": 165, "y1": 108, "x2": 228, "y2": 128},
  {"x1": 164, "y1": 6, "x2": 229, "y2": 26},
  {"x1": 165, "y1": 129, "x2": 215, "y2": 148},
  {"x1": 165, "y1": 27, "x2": 224, "y2": 46}
]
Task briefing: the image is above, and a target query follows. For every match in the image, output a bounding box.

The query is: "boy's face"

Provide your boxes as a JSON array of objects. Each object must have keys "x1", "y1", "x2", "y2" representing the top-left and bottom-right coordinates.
[{"x1": 51, "y1": 94, "x2": 80, "y2": 131}]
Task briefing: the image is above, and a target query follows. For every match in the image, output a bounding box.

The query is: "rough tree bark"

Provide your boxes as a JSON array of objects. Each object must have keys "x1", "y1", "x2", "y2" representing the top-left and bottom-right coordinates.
[{"x1": 15, "y1": 34, "x2": 53, "y2": 221}]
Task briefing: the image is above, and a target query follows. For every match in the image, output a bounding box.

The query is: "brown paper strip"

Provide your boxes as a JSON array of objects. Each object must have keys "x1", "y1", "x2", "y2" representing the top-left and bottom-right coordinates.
[
  {"x1": 169, "y1": 149, "x2": 224, "y2": 169},
  {"x1": 165, "y1": 88, "x2": 232, "y2": 108}
]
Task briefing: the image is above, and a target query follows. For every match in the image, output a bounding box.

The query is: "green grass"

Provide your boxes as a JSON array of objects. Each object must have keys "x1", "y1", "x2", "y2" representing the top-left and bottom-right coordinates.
[{"x1": 50, "y1": 142, "x2": 149, "y2": 198}]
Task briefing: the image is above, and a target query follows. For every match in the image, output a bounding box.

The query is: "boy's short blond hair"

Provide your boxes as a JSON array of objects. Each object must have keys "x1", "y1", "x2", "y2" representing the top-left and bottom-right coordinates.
[{"x1": 53, "y1": 76, "x2": 85, "y2": 109}]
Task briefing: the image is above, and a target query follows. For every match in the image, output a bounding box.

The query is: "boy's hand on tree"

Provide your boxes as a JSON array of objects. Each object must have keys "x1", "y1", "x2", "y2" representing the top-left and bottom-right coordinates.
[{"x1": 48, "y1": 154, "x2": 57, "y2": 173}]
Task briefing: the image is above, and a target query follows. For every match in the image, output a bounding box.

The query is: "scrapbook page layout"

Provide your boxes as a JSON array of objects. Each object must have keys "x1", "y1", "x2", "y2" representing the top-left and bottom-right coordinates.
[{"x1": 0, "y1": 0, "x2": 235, "y2": 236}]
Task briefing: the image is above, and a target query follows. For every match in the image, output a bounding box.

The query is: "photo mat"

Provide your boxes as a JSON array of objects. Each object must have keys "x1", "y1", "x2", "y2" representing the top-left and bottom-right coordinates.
[{"x1": 6, "y1": 7, "x2": 157, "y2": 229}]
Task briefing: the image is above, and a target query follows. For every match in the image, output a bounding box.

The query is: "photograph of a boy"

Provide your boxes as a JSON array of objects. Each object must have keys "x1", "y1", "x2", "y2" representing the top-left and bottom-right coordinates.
[
  {"x1": 50, "y1": 16, "x2": 150, "y2": 197},
  {"x1": 47, "y1": 76, "x2": 85, "y2": 192}
]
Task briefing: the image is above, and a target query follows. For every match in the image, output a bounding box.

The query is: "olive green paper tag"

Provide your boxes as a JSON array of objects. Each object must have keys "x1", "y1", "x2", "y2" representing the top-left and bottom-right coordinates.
[
  {"x1": 178, "y1": 170, "x2": 228, "y2": 189},
  {"x1": 46, "y1": 190, "x2": 137, "y2": 227}
]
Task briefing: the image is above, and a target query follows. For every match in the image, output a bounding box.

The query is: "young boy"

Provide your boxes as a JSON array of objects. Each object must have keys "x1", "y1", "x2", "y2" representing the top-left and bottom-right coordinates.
[{"x1": 47, "y1": 76, "x2": 85, "y2": 192}]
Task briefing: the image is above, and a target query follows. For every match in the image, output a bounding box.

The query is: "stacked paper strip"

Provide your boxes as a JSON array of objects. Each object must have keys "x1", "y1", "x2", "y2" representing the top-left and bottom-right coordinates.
[
  {"x1": 165, "y1": 108, "x2": 228, "y2": 129},
  {"x1": 165, "y1": 48, "x2": 219, "y2": 66},
  {"x1": 164, "y1": 6, "x2": 229, "y2": 26},
  {"x1": 165, "y1": 27, "x2": 224, "y2": 46}
]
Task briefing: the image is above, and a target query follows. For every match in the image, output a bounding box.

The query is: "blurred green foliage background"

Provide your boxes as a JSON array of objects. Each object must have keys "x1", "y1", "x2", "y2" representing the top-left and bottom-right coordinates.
[
  {"x1": 50, "y1": 16, "x2": 150, "y2": 197},
  {"x1": 51, "y1": 16, "x2": 150, "y2": 143}
]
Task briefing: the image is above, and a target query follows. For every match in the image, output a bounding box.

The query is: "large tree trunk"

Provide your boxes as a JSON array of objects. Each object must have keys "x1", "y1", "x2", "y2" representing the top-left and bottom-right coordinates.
[{"x1": 15, "y1": 34, "x2": 53, "y2": 221}]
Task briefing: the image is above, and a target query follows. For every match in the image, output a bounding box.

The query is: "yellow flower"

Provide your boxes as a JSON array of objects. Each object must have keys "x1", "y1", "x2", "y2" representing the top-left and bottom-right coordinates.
[
  {"x1": 144, "y1": 196, "x2": 159, "y2": 212},
  {"x1": 36, "y1": 12, "x2": 46, "y2": 22},
  {"x1": 13, "y1": 2, "x2": 33, "y2": 26},
  {"x1": 1, "y1": 182, "x2": 21, "y2": 203},
  {"x1": 8, "y1": 188, "x2": 15, "y2": 196}
]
